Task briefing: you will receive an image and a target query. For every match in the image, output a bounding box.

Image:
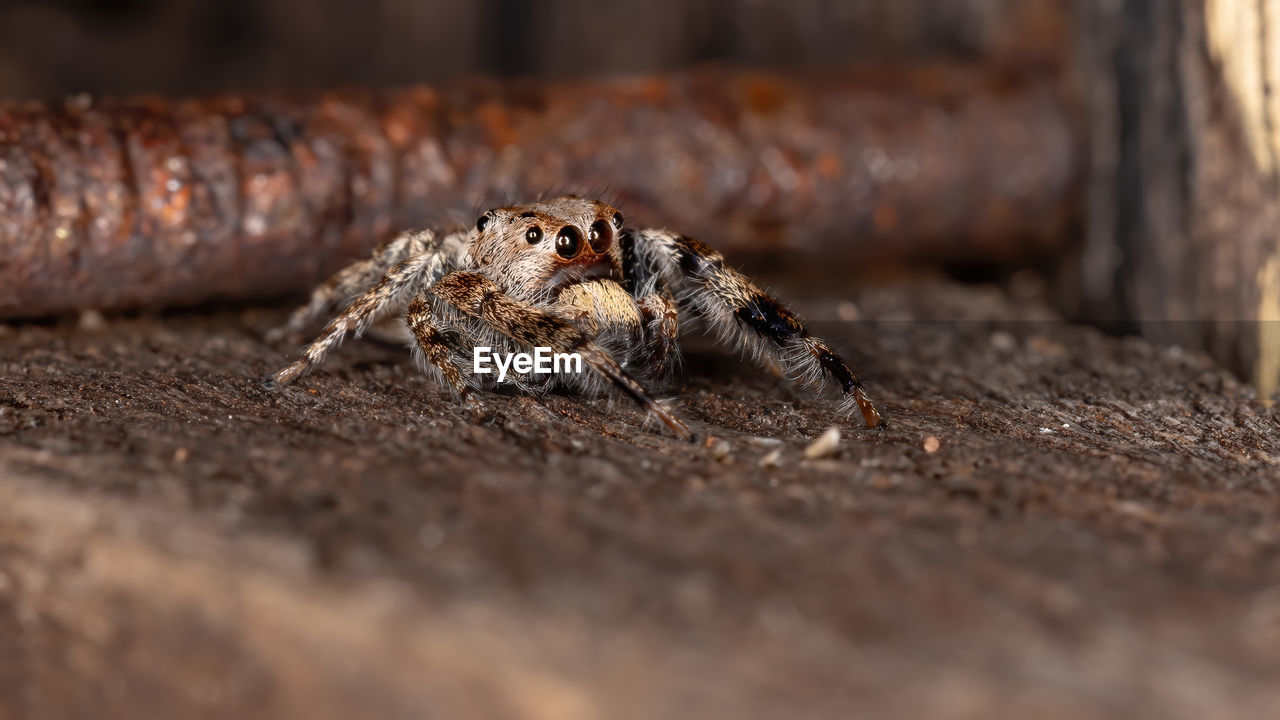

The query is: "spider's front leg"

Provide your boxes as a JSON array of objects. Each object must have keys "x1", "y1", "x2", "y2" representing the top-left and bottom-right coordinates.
[
  {"x1": 405, "y1": 295, "x2": 473, "y2": 399},
  {"x1": 627, "y1": 229, "x2": 884, "y2": 429},
  {"x1": 430, "y1": 271, "x2": 694, "y2": 442}
]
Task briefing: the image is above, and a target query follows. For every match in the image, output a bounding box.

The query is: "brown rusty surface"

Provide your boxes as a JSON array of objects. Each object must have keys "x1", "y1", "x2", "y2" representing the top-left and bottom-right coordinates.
[
  {"x1": 0, "y1": 67, "x2": 1080, "y2": 318},
  {"x1": 1, "y1": 278, "x2": 1278, "y2": 718}
]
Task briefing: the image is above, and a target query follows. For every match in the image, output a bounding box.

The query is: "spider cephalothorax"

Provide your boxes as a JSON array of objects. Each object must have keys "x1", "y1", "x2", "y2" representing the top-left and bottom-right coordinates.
[
  {"x1": 267, "y1": 195, "x2": 883, "y2": 441},
  {"x1": 469, "y1": 197, "x2": 626, "y2": 301}
]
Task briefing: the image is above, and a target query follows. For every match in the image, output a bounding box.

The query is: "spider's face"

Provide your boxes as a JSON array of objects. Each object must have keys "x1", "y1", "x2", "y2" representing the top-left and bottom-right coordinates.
[{"x1": 469, "y1": 196, "x2": 626, "y2": 301}]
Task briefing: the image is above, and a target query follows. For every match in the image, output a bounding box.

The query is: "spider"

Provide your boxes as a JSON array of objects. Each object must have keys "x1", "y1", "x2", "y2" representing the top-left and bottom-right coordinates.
[{"x1": 266, "y1": 196, "x2": 883, "y2": 441}]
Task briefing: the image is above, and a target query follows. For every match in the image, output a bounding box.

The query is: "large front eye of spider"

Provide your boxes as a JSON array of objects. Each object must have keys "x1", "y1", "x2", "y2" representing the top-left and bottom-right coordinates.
[
  {"x1": 587, "y1": 219, "x2": 613, "y2": 253},
  {"x1": 525, "y1": 225, "x2": 544, "y2": 244},
  {"x1": 555, "y1": 226, "x2": 582, "y2": 258}
]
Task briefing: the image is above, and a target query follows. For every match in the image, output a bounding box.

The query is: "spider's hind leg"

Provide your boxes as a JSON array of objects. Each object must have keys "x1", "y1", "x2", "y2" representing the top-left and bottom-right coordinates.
[{"x1": 628, "y1": 228, "x2": 883, "y2": 428}]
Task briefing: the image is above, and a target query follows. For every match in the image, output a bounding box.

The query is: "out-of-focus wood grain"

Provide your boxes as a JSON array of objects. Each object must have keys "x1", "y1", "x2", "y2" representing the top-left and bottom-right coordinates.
[
  {"x1": 1074, "y1": 0, "x2": 1280, "y2": 397},
  {"x1": 2, "y1": 281, "x2": 1278, "y2": 719}
]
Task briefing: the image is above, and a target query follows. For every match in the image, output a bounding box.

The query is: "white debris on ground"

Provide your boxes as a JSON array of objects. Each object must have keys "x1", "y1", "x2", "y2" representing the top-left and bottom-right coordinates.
[
  {"x1": 803, "y1": 427, "x2": 841, "y2": 460},
  {"x1": 759, "y1": 448, "x2": 783, "y2": 468}
]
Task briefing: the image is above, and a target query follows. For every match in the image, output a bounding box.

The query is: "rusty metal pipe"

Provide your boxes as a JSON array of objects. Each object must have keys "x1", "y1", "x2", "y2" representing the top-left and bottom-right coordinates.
[{"x1": 0, "y1": 66, "x2": 1082, "y2": 317}]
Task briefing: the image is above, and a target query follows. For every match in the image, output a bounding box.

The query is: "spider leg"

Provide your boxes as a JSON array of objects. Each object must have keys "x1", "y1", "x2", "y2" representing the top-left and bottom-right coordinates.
[
  {"x1": 268, "y1": 238, "x2": 461, "y2": 385},
  {"x1": 430, "y1": 271, "x2": 694, "y2": 441},
  {"x1": 405, "y1": 294, "x2": 472, "y2": 398},
  {"x1": 267, "y1": 229, "x2": 457, "y2": 341},
  {"x1": 619, "y1": 228, "x2": 682, "y2": 379},
  {"x1": 627, "y1": 229, "x2": 883, "y2": 428},
  {"x1": 635, "y1": 284, "x2": 681, "y2": 379}
]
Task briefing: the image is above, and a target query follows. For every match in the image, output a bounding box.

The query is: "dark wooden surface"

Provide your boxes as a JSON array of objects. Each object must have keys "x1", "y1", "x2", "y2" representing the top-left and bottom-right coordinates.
[{"x1": 1, "y1": 277, "x2": 1278, "y2": 719}]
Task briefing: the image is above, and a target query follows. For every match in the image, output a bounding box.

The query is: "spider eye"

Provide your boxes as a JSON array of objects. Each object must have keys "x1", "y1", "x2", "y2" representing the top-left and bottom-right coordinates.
[
  {"x1": 525, "y1": 226, "x2": 543, "y2": 244},
  {"x1": 588, "y1": 220, "x2": 613, "y2": 253},
  {"x1": 476, "y1": 214, "x2": 491, "y2": 232},
  {"x1": 611, "y1": 212, "x2": 624, "y2": 229},
  {"x1": 555, "y1": 226, "x2": 581, "y2": 258}
]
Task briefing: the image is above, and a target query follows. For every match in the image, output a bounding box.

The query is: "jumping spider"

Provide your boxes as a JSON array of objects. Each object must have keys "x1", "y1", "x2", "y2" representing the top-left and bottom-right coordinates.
[{"x1": 267, "y1": 196, "x2": 883, "y2": 441}]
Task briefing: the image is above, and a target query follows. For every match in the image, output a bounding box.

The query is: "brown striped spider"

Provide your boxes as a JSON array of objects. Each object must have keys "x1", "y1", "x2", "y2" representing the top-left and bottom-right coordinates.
[{"x1": 266, "y1": 196, "x2": 882, "y2": 441}]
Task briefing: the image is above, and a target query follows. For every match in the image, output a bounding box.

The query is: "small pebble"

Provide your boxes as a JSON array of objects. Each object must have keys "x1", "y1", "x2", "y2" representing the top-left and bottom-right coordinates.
[
  {"x1": 759, "y1": 448, "x2": 783, "y2": 468},
  {"x1": 803, "y1": 427, "x2": 841, "y2": 460},
  {"x1": 989, "y1": 330, "x2": 1017, "y2": 353},
  {"x1": 78, "y1": 309, "x2": 106, "y2": 332},
  {"x1": 1114, "y1": 500, "x2": 1161, "y2": 524},
  {"x1": 173, "y1": 447, "x2": 190, "y2": 462},
  {"x1": 923, "y1": 436, "x2": 940, "y2": 453},
  {"x1": 704, "y1": 436, "x2": 732, "y2": 462},
  {"x1": 1027, "y1": 335, "x2": 1067, "y2": 358},
  {"x1": 836, "y1": 301, "x2": 860, "y2": 322}
]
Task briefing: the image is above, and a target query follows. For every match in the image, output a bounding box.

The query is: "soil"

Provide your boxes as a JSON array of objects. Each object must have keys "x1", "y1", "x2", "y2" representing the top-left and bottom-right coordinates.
[{"x1": 1, "y1": 277, "x2": 1278, "y2": 719}]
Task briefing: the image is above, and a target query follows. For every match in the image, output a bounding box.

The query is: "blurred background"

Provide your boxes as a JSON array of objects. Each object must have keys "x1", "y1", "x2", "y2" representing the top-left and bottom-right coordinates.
[{"x1": 0, "y1": 0, "x2": 1067, "y2": 95}]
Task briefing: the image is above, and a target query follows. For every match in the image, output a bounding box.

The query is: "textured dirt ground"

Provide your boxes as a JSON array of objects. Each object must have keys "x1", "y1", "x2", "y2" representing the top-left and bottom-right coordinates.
[{"x1": 1, "y1": 276, "x2": 1279, "y2": 719}]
